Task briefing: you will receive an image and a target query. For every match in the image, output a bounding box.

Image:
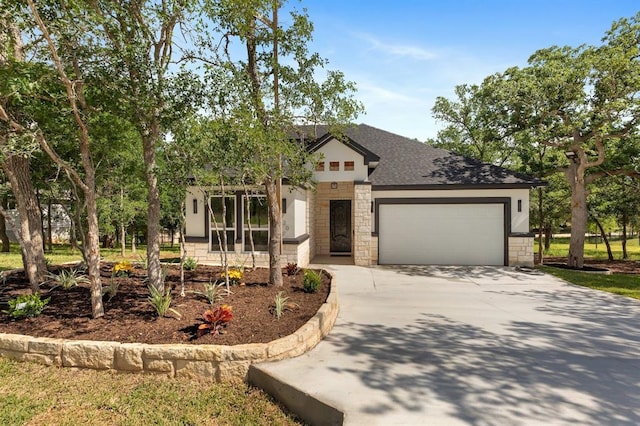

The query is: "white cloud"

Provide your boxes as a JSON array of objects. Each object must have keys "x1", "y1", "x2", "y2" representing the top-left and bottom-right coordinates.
[{"x1": 356, "y1": 32, "x2": 437, "y2": 61}]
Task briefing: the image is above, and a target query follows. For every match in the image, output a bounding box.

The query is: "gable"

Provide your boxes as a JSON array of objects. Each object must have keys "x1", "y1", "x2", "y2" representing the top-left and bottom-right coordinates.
[{"x1": 312, "y1": 137, "x2": 369, "y2": 182}]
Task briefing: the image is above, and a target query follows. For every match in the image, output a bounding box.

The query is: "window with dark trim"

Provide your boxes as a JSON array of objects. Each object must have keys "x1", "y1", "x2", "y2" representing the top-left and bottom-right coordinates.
[
  {"x1": 329, "y1": 161, "x2": 339, "y2": 171},
  {"x1": 344, "y1": 161, "x2": 354, "y2": 171},
  {"x1": 192, "y1": 198, "x2": 198, "y2": 214},
  {"x1": 315, "y1": 161, "x2": 325, "y2": 171}
]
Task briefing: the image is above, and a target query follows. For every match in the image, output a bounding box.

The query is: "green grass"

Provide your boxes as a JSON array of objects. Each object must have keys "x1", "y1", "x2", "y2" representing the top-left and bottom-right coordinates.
[
  {"x1": 0, "y1": 243, "x2": 181, "y2": 271},
  {"x1": 538, "y1": 236, "x2": 640, "y2": 260},
  {"x1": 539, "y1": 265, "x2": 640, "y2": 300},
  {"x1": 0, "y1": 357, "x2": 300, "y2": 425}
]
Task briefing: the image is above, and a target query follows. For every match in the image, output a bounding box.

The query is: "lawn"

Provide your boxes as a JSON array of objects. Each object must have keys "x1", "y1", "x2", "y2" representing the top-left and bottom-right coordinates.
[
  {"x1": 0, "y1": 358, "x2": 300, "y2": 426},
  {"x1": 0, "y1": 243, "x2": 180, "y2": 271},
  {"x1": 0, "y1": 244, "x2": 300, "y2": 425},
  {"x1": 539, "y1": 266, "x2": 640, "y2": 300},
  {"x1": 539, "y1": 235, "x2": 640, "y2": 260}
]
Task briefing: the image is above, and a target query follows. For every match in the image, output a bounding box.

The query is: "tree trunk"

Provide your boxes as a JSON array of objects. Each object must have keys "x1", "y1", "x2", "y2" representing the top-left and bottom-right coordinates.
[
  {"x1": 622, "y1": 214, "x2": 628, "y2": 259},
  {"x1": 0, "y1": 195, "x2": 10, "y2": 252},
  {"x1": 120, "y1": 187, "x2": 126, "y2": 256},
  {"x1": 47, "y1": 196, "x2": 53, "y2": 252},
  {"x1": 84, "y1": 183, "x2": 104, "y2": 318},
  {"x1": 143, "y1": 132, "x2": 163, "y2": 293},
  {"x1": 265, "y1": 177, "x2": 283, "y2": 286},
  {"x1": 590, "y1": 212, "x2": 614, "y2": 261},
  {"x1": 537, "y1": 187, "x2": 544, "y2": 265},
  {"x1": 2, "y1": 155, "x2": 48, "y2": 291},
  {"x1": 544, "y1": 224, "x2": 552, "y2": 251},
  {"x1": 566, "y1": 162, "x2": 587, "y2": 269}
]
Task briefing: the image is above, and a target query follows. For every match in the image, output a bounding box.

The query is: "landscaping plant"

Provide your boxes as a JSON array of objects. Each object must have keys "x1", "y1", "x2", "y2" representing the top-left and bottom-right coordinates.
[
  {"x1": 303, "y1": 269, "x2": 322, "y2": 293},
  {"x1": 48, "y1": 267, "x2": 90, "y2": 290},
  {"x1": 272, "y1": 291, "x2": 298, "y2": 319},
  {"x1": 285, "y1": 262, "x2": 299, "y2": 276},
  {"x1": 197, "y1": 305, "x2": 233, "y2": 337},
  {"x1": 4, "y1": 293, "x2": 50, "y2": 319},
  {"x1": 190, "y1": 280, "x2": 228, "y2": 306},
  {"x1": 220, "y1": 268, "x2": 243, "y2": 285},
  {"x1": 147, "y1": 285, "x2": 181, "y2": 318},
  {"x1": 102, "y1": 278, "x2": 120, "y2": 302},
  {"x1": 183, "y1": 257, "x2": 198, "y2": 271},
  {"x1": 112, "y1": 261, "x2": 134, "y2": 277}
]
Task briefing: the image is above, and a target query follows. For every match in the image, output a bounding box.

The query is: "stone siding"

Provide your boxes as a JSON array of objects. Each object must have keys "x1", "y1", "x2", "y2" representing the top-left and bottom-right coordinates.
[
  {"x1": 508, "y1": 236, "x2": 534, "y2": 266},
  {"x1": 353, "y1": 184, "x2": 372, "y2": 266},
  {"x1": 0, "y1": 274, "x2": 338, "y2": 381}
]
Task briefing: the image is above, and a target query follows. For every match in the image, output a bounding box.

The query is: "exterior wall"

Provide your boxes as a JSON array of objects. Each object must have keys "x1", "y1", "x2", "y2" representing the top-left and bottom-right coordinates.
[
  {"x1": 371, "y1": 235, "x2": 378, "y2": 264},
  {"x1": 312, "y1": 138, "x2": 368, "y2": 183},
  {"x1": 353, "y1": 184, "x2": 372, "y2": 266},
  {"x1": 185, "y1": 186, "x2": 206, "y2": 237},
  {"x1": 314, "y1": 181, "x2": 354, "y2": 256},
  {"x1": 307, "y1": 190, "x2": 316, "y2": 260},
  {"x1": 508, "y1": 236, "x2": 535, "y2": 267},
  {"x1": 183, "y1": 240, "x2": 309, "y2": 268}
]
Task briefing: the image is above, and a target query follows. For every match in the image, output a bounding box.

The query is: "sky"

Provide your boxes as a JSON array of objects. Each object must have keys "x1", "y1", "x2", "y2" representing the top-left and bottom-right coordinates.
[{"x1": 290, "y1": 0, "x2": 640, "y2": 141}]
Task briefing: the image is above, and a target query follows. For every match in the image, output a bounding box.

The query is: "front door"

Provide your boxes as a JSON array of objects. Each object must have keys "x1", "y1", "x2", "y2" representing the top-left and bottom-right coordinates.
[{"x1": 330, "y1": 200, "x2": 352, "y2": 253}]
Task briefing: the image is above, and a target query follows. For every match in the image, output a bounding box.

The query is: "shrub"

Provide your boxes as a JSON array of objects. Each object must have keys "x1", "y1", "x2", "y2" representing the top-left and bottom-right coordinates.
[
  {"x1": 137, "y1": 254, "x2": 148, "y2": 270},
  {"x1": 48, "y1": 267, "x2": 90, "y2": 290},
  {"x1": 183, "y1": 257, "x2": 198, "y2": 271},
  {"x1": 147, "y1": 285, "x2": 181, "y2": 318},
  {"x1": 197, "y1": 305, "x2": 233, "y2": 337},
  {"x1": 285, "y1": 262, "x2": 299, "y2": 276},
  {"x1": 220, "y1": 268, "x2": 243, "y2": 285},
  {"x1": 112, "y1": 261, "x2": 134, "y2": 277},
  {"x1": 303, "y1": 269, "x2": 322, "y2": 293},
  {"x1": 102, "y1": 278, "x2": 120, "y2": 302},
  {"x1": 4, "y1": 293, "x2": 50, "y2": 319}
]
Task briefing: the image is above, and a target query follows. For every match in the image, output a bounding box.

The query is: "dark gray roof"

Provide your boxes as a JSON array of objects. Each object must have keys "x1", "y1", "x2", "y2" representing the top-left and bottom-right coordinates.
[{"x1": 296, "y1": 124, "x2": 543, "y2": 189}]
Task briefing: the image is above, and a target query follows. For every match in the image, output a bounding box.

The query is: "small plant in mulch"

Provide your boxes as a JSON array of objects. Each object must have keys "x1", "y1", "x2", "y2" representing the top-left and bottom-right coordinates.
[
  {"x1": 220, "y1": 268, "x2": 243, "y2": 285},
  {"x1": 285, "y1": 262, "x2": 299, "y2": 276},
  {"x1": 183, "y1": 257, "x2": 198, "y2": 271},
  {"x1": 147, "y1": 285, "x2": 181, "y2": 319},
  {"x1": 112, "y1": 261, "x2": 134, "y2": 277},
  {"x1": 303, "y1": 269, "x2": 322, "y2": 293},
  {"x1": 102, "y1": 277, "x2": 120, "y2": 302},
  {"x1": 48, "y1": 267, "x2": 90, "y2": 290},
  {"x1": 4, "y1": 293, "x2": 50, "y2": 319},
  {"x1": 197, "y1": 305, "x2": 233, "y2": 337},
  {"x1": 189, "y1": 280, "x2": 229, "y2": 306},
  {"x1": 271, "y1": 291, "x2": 298, "y2": 319}
]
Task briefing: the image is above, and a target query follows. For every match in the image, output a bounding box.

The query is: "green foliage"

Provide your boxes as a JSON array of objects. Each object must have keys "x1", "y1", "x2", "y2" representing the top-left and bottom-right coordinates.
[
  {"x1": 4, "y1": 293, "x2": 50, "y2": 319},
  {"x1": 137, "y1": 254, "x2": 148, "y2": 270},
  {"x1": 48, "y1": 267, "x2": 90, "y2": 290},
  {"x1": 272, "y1": 291, "x2": 298, "y2": 319},
  {"x1": 220, "y1": 268, "x2": 243, "y2": 285},
  {"x1": 101, "y1": 278, "x2": 120, "y2": 302},
  {"x1": 303, "y1": 269, "x2": 322, "y2": 293},
  {"x1": 190, "y1": 280, "x2": 228, "y2": 306},
  {"x1": 147, "y1": 285, "x2": 181, "y2": 319},
  {"x1": 197, "y1": 305, "x2": 233, "y2": 337},
  {"x1": 539, "y1": 266, "x2": 640, "y2": 299},
  {"x1": 183, "y1": 257, "x2": 198, "y2": 271}
]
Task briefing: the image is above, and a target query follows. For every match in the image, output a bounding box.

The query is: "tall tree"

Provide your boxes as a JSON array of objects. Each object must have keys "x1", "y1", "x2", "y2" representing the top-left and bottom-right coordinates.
[{"x1": 204, "y1": 0, "x2": 362, "y2": 286}]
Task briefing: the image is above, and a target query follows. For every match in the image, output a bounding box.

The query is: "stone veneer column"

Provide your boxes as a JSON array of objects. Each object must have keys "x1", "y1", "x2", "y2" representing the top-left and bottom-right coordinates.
[{"x1": 353, "y1": 183, "x2": 372, "y2": 266}]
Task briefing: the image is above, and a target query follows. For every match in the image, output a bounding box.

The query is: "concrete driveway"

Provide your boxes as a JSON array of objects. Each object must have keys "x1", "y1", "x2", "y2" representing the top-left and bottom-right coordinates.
[{"x1": 250, "y1": 265, "x2": 640, "y2": 425}]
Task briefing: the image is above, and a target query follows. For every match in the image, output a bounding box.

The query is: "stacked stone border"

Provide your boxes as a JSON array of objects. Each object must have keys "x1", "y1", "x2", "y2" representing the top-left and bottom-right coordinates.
[{"x1": 0, "y1": 273, "x2": 338, "y2": 381}]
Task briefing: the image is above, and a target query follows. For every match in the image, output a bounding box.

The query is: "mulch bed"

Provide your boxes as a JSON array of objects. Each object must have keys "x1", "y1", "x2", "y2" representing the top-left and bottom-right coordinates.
[
  {"x1": 0, "y1": 263, "x2": 330, "y2": 346},
  {"x1": 542, "y1": 257, "x2": 640, "y2": 274}
]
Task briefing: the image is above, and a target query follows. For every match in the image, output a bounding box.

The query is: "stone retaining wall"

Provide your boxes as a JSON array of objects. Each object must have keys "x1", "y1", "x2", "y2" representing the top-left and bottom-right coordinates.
[{"x1": 0, "y1": 275, "x2": 338, "y2": 381}]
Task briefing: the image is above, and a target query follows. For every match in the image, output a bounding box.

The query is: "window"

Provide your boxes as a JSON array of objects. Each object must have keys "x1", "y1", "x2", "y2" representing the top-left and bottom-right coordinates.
[
  {"x1": 209, "y1": 195, "x2": 235, "y2": 251},
  {"x1": 192, "y1": 199, "x2": 198, "y2": 214},
  {"x1": 344, "y1": 161, "x2": 354, "y2": 171},
  {"x1": 243, "y1": 195, "x2": 269, "y2": 251},
  {"x1": 315, "y1": 161, "x2": 325, "y2": 171},
  {"x1": 329, "y1": 161, "x2": 339, "y2": 171}
]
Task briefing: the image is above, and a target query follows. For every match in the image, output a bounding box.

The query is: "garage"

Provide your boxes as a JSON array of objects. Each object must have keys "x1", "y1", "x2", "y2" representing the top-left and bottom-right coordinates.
[{"x1": 377, "y1": 201, "x2": 506, "y2": 265}]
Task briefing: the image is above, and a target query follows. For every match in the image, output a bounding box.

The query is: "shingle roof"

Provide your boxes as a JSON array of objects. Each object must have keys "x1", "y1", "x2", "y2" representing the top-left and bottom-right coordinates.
[{"x1": 296, "y1": 123, "x2": 544, "y2": 189}]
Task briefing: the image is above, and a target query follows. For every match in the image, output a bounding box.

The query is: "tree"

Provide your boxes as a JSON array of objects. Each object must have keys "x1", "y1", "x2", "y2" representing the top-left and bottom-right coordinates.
[{"x1": 203, "y1": 0, "x2": 362, "y2": 286}]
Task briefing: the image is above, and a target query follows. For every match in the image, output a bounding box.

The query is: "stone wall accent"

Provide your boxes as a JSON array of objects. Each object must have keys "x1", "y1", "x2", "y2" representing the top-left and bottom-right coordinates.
[
  {"x1": 314, "y1": 182, "x2": 354, "y2": 256},
  {"x1": 0, "y1": 274, "x2": 338, "y2": 382},
  {"x1": 508, "y1": 235, "x2": 534, "y2": 266},
  {"x1": 184, "y1": 241, "x2": 308, "y2": 268},
  {"x1": 353, "y1": 184, "x2": 372, "y2": 266},
  {"x1": 371, "y1": 235, "x2": 379, "y2": 264}
]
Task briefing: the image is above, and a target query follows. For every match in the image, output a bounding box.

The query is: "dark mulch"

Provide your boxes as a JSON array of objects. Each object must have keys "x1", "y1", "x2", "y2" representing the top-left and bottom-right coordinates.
[
  {"x1": 543, "y1": 257, "x2": 640, "y2": 275},
  {"x1": 0, "y1": 263, "x2": 330, "y2": 346}
]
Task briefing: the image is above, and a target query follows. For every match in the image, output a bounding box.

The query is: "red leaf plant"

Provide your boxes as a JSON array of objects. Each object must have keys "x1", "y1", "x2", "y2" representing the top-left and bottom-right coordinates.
[{"x1": 197, "y1": 304, "x2": 233, "y2": 337}]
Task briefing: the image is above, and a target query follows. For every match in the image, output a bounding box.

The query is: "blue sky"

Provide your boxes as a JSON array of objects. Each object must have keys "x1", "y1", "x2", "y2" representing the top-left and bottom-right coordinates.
[{"x1": 293, "y1": 1, "x2": 639, "y2": 141}]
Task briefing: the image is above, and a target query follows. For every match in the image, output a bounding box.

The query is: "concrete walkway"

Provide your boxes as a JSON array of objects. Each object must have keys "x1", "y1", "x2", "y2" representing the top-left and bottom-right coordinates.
[{"x1": 249, "y1": 265, "x2": 640, "y2": 425}]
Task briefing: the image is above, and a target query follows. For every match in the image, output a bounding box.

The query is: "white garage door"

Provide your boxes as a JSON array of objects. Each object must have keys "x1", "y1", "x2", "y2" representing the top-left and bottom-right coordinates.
[{"x1": 378, "y1": 203, "x2": 505, "y2": 265}]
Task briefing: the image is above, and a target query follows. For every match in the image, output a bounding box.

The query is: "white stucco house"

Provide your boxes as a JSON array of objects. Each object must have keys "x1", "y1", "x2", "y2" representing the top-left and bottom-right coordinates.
[{"x1": 184, "y1": 124, "x2": 541, "y2": 267}]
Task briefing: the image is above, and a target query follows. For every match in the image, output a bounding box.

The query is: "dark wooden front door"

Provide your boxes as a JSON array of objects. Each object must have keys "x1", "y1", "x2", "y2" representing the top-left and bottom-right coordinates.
[{"x1": 330, "y1": 200, "x2": 352, "y2": 253}]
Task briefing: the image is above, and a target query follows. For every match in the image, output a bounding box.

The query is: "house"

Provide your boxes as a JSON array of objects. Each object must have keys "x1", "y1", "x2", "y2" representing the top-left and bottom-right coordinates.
[{"x1": 184, "y1": 124, "x2": 541, "y2": 267}]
